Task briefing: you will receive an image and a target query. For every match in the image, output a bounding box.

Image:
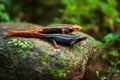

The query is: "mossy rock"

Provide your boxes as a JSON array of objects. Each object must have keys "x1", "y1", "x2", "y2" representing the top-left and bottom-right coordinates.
[{"x1": 0, "y1": 23, "x2": 99, "y2": 80}]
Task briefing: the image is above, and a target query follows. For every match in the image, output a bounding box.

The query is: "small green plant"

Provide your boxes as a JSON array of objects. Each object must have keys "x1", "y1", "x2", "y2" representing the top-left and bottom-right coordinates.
[
  {"x1": 8, "y1": 39, "x2": 35, "y2": 50},
  {"x1": 0, "y1": 73, "x2": 6, "y2": 79},
  {"x1": 0, "y1": 47, "x2": 3, "y2": 51},
  {"x1": 50, "y1": 69, "x2": 67, "y2": 78},
  {"x1": 7, "y1": 38, "x2": 35, "y2": 59},
  {"x1": 96, "y1": 70, "x2": 100, "y2": 79},
  {"x1": 102, "y1": 50, "x2": 120, "y2": 68},
  {"x1": 100, "y1": 76, "x2": 108, "y2": 80},
  {"x1": 104, "y1": 33, "x2": 119, "y2": 47},
  {"x1": 0, "y1": 3, "x2": 10, "y2": 22},
  {"x1": 102, "y1": 50, "x2": 120, "y2": 79},
  {"x1": 58, "y1": 58, "x2": 66, "y2": 67},
  {"x1": 96, "y1": 33, "x2": 120, "y2": 79},
  {"x1": 37, "y1": 52, "x2": 52, "y2": 64},
  {"x1": 96, "y1": 70, "x2": 108, "y2": 80},
  {"x1": 97, "y1": 33, "x2": 119, "y2": 48},
  {"x1": 0, "y1": 1, "x2": 20, "y2": 22},
  {"x1": 96, "y1": 41, "x2": 105, "y2": 48}
]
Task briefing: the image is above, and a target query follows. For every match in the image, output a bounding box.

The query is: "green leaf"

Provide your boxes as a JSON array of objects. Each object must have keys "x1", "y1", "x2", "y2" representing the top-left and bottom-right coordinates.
[
  {"x1": 117, "y1": 60, "x2": 120, "y2": 65},
  {"x1": 1, "y1": 12, "x2": 10, "y2": 21},
  {"x1": 102, "y1": 53, "x2": 108, "y2": 60},
  {"x1": 0, "y1": 4, "x2": 5, "y2": 10},
  {"x1": 21, "y1": 44, "x2": 27, "y2": 49},
  {"x1": 104, "y1": 33, "x2": 119, "y2": 45},
  {"x1": 109, "y1": 50, "x2": 119, "y2": 57},
  {"x1": 116, "y1": 17, "x2": 120, "y2": 23},
  {"x1": 108, "y1": 0, "x2": 117, "y2": 7},
  {"x1": 3, "y1": 53, "x2": 9, "y2": 58},
  {"x1": 108, "y1": 67, "x2": 117, "y2": 74},
  {"x1": 96, "y1": 70, "x2": 100, "y2": 78},
  {"x1": 22, "y1": 53, "x2": 27, "y2": 59},
  {"x1": 100, "y1": 76, "x2": 108, "y2": 80},
  {"x1": 96, "y1": 41, "x2": 104, "y2": 48},
  {"x1": 70, "y1": 17, "x2": 78, "y2": 23}
]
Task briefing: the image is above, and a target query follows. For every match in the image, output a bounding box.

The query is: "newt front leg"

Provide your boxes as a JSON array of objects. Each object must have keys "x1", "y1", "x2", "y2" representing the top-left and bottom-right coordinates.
[
  {"x1": 69, "y1": 41, "x2": 76, "y2": 50},
  {"x1": 52, "y1": 40, "x2": 62, "y2": 49}
]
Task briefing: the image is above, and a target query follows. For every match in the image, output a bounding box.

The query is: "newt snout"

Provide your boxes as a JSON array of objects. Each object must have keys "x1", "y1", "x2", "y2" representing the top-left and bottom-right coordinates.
[
  {"x1": 71, "y1": 24, "x2": 82, "y2": 31},
  {"x1": 76, "y1": 36, "x2": 87, "y2": 41}
]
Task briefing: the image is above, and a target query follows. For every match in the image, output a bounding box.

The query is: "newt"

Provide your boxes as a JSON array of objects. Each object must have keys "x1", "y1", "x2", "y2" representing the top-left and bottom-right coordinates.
[
  {"x1": 3, "y1": 30, "x2": 87, "y2": 49},
  {"x1": 5, "y1": 24, "x2": 82, "y2": 34},
  {"x1": 45, "y1": 24, "x2": 82, "y2": 34}
]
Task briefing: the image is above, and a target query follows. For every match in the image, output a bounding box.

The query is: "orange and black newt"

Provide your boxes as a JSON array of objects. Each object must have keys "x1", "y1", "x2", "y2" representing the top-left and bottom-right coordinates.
[
  {"x1": 3, "y1": 30, "x2": 87, "y2": 49},
  {"x1": 4, "y1": 24, "x2": 82, "y2": 34},
  {"x1": 45, "y1": 24, "x2": 82, "y2": 34}
]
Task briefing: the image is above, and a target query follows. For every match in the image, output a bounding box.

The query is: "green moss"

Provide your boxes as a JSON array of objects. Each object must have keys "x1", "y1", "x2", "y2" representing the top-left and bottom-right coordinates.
[
  {"x1": 37, "y1": 51, "x2": 52, "y2": 62},
  {"x1": 74, "y1": 44, "x2": 82, "y2": 52},
  {"x1": 96, "y1": 70, "x2": 100, "y2": 79},
  {"x1": 8, "y1": 39, "x2": 35, "y2": 50},
  {"x1": 0, "y1": 73, "x2": 6, "y2": 79},
  {"x1": 87, "y1": 37, "x2": 97, "y2": 46},
  {"x1": 71, "y1": 55, "x2": 76, "y2": 60},
  {"x1": 0, "y1": 39, "x2": 4, "y2": 51},
  {"x1": 58, "y1": 58, "x2": 66, "y2": 67},
  {"x1": 50, "y1": 69, "x2": 67, "y2": 78},
  {"x1": 79, "y1": 46, "x2": 88, "y2": 60},
  {"x1": 37, "y1": 51, "x2": 53, "y2": 66},
  {"x1": 2, "y1": 39, "x2": 35, "y2": 59}
]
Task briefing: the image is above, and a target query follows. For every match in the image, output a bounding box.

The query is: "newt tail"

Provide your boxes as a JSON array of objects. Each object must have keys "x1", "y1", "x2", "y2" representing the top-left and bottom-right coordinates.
[{"x1": 3, "y1": 30, "x2": 47, "y2": 39}]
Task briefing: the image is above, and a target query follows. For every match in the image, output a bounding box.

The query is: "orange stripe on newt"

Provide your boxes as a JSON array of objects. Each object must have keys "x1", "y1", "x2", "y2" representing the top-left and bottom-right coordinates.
[{"x1": 62, "y1": 29, "x2": 66, "y2": 34}]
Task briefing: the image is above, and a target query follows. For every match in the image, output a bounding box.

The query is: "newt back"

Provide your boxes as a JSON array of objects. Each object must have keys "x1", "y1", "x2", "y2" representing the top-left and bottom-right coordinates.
[
  {"x1": 45, "y1": 24, "x2": 82, "y2": 34},
  {"x1": 41, "y1": 34, "x2": 87, "y2": 45}
]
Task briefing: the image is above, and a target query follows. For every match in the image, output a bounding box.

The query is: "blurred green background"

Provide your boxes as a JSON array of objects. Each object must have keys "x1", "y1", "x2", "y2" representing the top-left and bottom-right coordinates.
[
  {"x1": 0, "y1": 0, "x2": 120, "y2": 79},
  {"x1": 0, "y1": 0, "x2": 120, "y2": 37}
]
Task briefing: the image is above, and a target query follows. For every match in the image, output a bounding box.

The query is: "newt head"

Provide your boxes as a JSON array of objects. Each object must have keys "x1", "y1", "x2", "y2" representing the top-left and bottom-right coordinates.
[
  {"x1": 70, "y1": 24, "x2": 82, "y2": 31},
  {"x1": 76, "y1": 36, "x2": 87, "y2": 42}
]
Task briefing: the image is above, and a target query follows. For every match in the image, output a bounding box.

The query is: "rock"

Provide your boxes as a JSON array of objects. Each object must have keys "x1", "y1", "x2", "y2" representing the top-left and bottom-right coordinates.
[
  {"x1": 84, "y1": 48, "x2": 120, "y2": 80},
  {"x1": 83, "y1": 50, "x2": 109, "y2": 80},
  {"x1": 84, "y1": 35, "x2": 120, "y2": 80},
  {"x1": 0, "y1": 23, "x2": 99, "y2": 80},
  {"x1": 110, "y1": 72, "x2": 120, "y2": 80}
]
